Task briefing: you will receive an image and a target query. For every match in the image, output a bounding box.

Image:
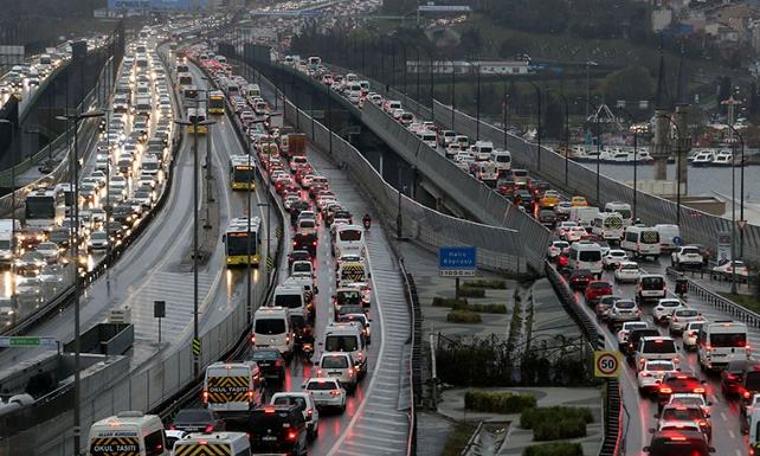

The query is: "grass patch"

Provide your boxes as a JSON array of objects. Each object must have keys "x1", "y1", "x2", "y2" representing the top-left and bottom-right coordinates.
[
  {"x1": 432, "y1": 297, "x2": 469, "y2": 307},
  {"x1": 521, "y1": 407, "x2": 593, "y2": 441},
  {"x1": 718, "y1": 292, "x2": 760, "y2": 314},
  {"x1": 458, "y1": 287, "x2": 486, "y2": 298},
  {"x1": 523, "y1": 442, "x2": 584, "y2": 456},
  {"x1": 455, "y1": 302, "x2": 508, "y2": 314},
  {"x1": 447, "y1": 310, "x2": 482, "y2": 324},
  {"x1": 465, "y1": 390, "x2": 536, "y2": 414},
  {"x1": 464, "y1": 279, "x2": 507, "y2": 289},
  {"x1": 442, "y1": 421, "x2": 478, "y2": 456}
]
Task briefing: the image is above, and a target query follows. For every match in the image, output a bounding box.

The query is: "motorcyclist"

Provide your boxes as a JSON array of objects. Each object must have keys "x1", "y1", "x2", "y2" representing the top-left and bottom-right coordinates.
[
  {"x1": 300, "y1": 324, "x2": 315, "y2": 347},
  {"x1": 362, "y1": 213, "x2": 372, "y2": 229}
]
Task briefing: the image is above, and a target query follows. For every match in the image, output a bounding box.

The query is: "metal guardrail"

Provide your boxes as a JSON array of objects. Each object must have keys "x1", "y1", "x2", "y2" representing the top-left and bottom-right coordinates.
[
  {"x1": 544, "y1": 262, "x2": 622, "y2": 456},
  {"x1": 399, "y1": 258, "x2": 420, "y2": 456}
]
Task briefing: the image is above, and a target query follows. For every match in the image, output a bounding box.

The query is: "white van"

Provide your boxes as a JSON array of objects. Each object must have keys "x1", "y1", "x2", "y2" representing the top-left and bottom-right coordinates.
[
  {"x1": 475, "y1": 161, "x2": 498, "y2": 186},
  {"x1": 604, "y1": 201, "x2": 632, "y2": 226},
  {"x1": 568, "y1": 242, "x2": 603, "y2": 275},
  {"x1": 202, "y1": 362, "x2": 263, "y2": 413},
  {"x1": 697, "y1": 321, "x2": 750, "y2": 372},
  {"x1": 421, "y1": 130, "x2": 437, "y2": 149},
  {"x1": 591, "y1": 212, "x2": 624, "y2": 240},
  {"x1": 88, "y1": 411, "x2": 168, "y2": 456},
  {"x1": 472, "y1": 141, "x2": 494, "y2": 161},
  {"x1": 346, "y1": 83, "x2": 362, "y2": 104},
  {"x1": 569, "y1": 206, "x2": 600, "y2": 230},
  {"x1": 252, "y1": 306, "x2": 293, "y2": 356},
  {"x1": 621, "y1": 226, "x2": 661, "y2": 260},
  {"x1": 324, "y1": 322, "x2": 368, "y2": 376},
  {"x1": 491, "y1": 150, "x2": 512, "y2": 174},
  {"x1": 654, "y1": 224, "x2": 681, "y2": 252},
  {"x1": 333, "y1": 224, "x2": 365, "y2": 258},
  {"x1": 272, "y1": 283, "x2": 307, "y2": 320},
  {"x1": 172, "y1": 432, "x2": 250, "y2": 456}
]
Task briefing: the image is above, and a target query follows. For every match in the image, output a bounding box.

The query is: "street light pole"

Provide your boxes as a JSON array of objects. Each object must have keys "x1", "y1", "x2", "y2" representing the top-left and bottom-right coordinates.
[
  {"x1": 450, "y1": 60, "x2": 456, "y2": 130},
  {"x1": 475, "y1": 61, "x2": 481, "y2": 141},
  {"x1": 619, "y1": 108, "x2": 639, "y2": 220},
  {"x1": 528, "y1": 81, "x2": 542, "y2": 171},
  {"x1": 657, "y1": 114, "x2": 683, "y2": 226},
  {"x1": 726, "y1": 124, "x2": 745, "y2": 289}
]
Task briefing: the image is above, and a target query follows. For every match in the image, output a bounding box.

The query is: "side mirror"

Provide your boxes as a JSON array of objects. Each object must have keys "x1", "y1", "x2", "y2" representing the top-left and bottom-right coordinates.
[
  {"x1": 642, "y1": 447, "x2": 650, "y2": 453},
  {"x1": 709, "y1": 448, "x2": 716, "y2": 453},
  {"x1": 648, "y1": 428, "x2": 655, "y2": 434}
]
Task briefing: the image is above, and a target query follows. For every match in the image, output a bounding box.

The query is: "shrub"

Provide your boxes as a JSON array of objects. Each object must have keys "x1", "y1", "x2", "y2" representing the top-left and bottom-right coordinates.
[
  {"x1": 464, "y1": 390, "x2": 537, "y2": 414},
  {"x1": 521, "y1": 407, "x2": 593, "y2": 441},
  {"x1": 432, "y1": 297, "x2": 469, "y2": 307},
  {"x1": 447, "y1": 310, "x2": 482, "y2": 323},
  {"x1": 459, "y1": 287, "x2": 486, "y2": 298},
  {"x1": 523, "y1": 442, "x2": 584, "y2": 456},
  {"x1": 464, "y1": 279, "x2": 507, "y2": 289},
  {"x1": 464, "y1": 303, "x2": 508, "y2": 314}
]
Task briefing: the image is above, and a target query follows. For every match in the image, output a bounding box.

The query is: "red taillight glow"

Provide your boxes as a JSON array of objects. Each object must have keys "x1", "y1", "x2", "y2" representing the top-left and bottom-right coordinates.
[
  {"x1": 202, "y1": 391, "x2": 209, "y2": 403},
  {"x1": 693, "y1": 387, "x2": 705, "y2": 394},
  {"x1": 288, "y1": 431, "x2": 297, "y2": 440},
  {"x1": 659, "y1": 387, "x2": 672, "y2": 394},
  {"x1": 204, "y1": 424, "x2": 214, "y2": 433}
]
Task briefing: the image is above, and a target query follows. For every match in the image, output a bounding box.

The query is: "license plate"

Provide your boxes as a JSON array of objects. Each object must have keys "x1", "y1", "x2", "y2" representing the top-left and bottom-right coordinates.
[
  {"x1": 262, "y1": 436, "x2": 277, "y2": 442},
  {"x1": 329, "y1": 371, "x2": 342, "y2": 375}
]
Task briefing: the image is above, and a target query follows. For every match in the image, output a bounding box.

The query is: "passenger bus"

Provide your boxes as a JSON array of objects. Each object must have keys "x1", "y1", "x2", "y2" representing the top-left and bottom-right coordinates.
[
  {"x1": 186, "y1": 107, "x2": 208, "y2": 135},
  {"x1": 208, "y1": 90, "x2": 225, "y2": 115},
  {"x1": 182, "y1": 84, "x2": 198, "y2": 101},
  {"x1": 223, "y1": 216, "x2": 262, "y2": 266},
  {"x1": 229, "y1": 155, "x2": 256, "y2": 190},
  {"x1": 24, "y1": 189, "x2": 64, "y2": 231}
]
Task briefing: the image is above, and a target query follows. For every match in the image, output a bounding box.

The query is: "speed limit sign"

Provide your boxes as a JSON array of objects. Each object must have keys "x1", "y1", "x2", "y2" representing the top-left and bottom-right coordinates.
[{"x1": 594, "y1": 351, "x2": 622, "y2": 378}]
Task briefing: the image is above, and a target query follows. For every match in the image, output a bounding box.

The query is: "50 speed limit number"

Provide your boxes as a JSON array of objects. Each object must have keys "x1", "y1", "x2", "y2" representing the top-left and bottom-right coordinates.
[{"x1": 594, "y1": 351, "x2": 622, "y2": 378}]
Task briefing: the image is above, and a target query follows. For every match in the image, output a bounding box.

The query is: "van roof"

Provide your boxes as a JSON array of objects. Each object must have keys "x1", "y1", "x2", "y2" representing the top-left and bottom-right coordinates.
[
  {"x1": 91, "y1": 411, "x2": 161, "y2": 428},
  {"x1": 254, "y1": 306, "x2": 288, "y2": 317}
]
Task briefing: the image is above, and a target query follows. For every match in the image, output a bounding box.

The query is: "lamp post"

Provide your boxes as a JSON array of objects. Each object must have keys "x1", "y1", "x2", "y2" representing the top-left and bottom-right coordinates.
[
  {"x1": 656, "y1": 114, "x2": 683, "y2": 227},
  {"x1": 55, "y1": 109, "x2": 104, "y2": 456},
  {"x1": 450, "y1": 59, "x2": 456, "y2": 130},
  {"x1": 726, "y1": 124, "x2": 744, "y2": 293},
  {"x1": 174, "y1": 111, "x2": 215, "y2": 379},
  {"x1": 725, "y1": 125, "x2": 747, "y2": 258},
  {"x1": 618, "y1": 107, "x2": 640, "y2": 220},
  {"x1": 528, "y1": 81, "x2": 542, "y2": 171},
  {"x1": 547, "y1": 89, "x2": 570, "y2": 187},
  {"x1": 595, "y1": 112, "x2": 601, "y2": 204},
  {"x1": 475, "y1": 61, "x2": 481, "y2": 141}
]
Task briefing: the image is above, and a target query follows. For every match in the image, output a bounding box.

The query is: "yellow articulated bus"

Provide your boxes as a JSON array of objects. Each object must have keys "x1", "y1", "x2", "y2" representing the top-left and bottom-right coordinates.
[
  {"x1": 187, "y1": 107, "x2": 208, "y2": 135},
  {"x1": 229, "y1": 155, "x2": 256, "y2": 191},
  {"x1": 223, "y1": 216, "x2": 262, "y2": 267},
  {"x1": 208, "y1": 90, "x2": 225, "y2": 115}
]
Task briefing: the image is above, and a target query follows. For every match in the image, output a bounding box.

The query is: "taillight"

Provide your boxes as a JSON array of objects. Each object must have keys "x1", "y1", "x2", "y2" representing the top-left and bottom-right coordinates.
[
  {"x1": 744, "y1": 391, "x2": 752, "y2": 399},
  {"x1": 202, "y1": 391, "x2": 209, "y2": 403},
  {"x1": 307, "y1": 409, "x2": 313, "y2": 417},
  {"x1": 329, "y1": 390, "x2": 340, "y2": 396},
  {"x1": 288, "y1": 431, "x2": 297, "y2": 440},
  {"x1": 251, "y1": 334, "x2": 256, "y2": 344},
  {"x1": 659, "y1": 387, "x2": 672, "y2": 394},
  {"x1": 168, "y1": 424, "x2": 176, "y2": 430},
  {"x1": 204, "y1": 424, "x2": 214, "y2": 433},
  {"x1": 248, "y1": 390, "x2": 255, "y2": 400},
  {"x1": 694, "y1": 387, "x2": 705, "y2": 394}
]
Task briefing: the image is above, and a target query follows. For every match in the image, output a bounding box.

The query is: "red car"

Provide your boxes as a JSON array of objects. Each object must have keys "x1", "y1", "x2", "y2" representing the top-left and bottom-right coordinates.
[
  {"x1": 585, "y1": 280, "x2": 613, "y2": 304},
  {"x1": 657, "y1": 373, "x2": 707, "y2": 404},
  {"x1": 569, "y1": 269, "x2": 593, "y2": 290}
]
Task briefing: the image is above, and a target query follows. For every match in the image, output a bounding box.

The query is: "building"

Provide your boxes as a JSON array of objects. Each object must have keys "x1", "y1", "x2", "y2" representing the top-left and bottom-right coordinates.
[
  {"x1": 107, "y1": 0, "x2": 208, "y2": 11},
  {"x1": 406, "y1": 60, "x2": 531, "y2": 75}
]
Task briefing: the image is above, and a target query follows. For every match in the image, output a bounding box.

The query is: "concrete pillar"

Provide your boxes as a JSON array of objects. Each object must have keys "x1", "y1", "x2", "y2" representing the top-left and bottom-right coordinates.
[
  {"x1": 675, "y1": 105, "x2": 690, "y2": 195},
  {"x1": 652, "y1": 108, "x2": 671, "y2": 181}
]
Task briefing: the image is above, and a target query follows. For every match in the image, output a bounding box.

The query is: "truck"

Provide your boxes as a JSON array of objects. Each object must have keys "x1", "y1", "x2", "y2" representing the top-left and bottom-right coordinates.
[
  {"x1": 287, "y1": 133, "x2": 306, "y2": 159},
  {"x1": 0, "y1": 219, "x2": 17, "y2": 266}
]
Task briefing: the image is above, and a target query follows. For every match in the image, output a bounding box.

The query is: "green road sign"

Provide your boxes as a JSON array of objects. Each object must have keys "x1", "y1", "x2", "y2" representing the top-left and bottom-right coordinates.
[{"x1": 0, "y1": 336, "x2": 58, "y2": 348}]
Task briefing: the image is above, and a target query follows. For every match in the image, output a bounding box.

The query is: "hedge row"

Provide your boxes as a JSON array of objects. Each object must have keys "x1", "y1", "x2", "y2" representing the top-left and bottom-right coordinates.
[
  {"x1": 522, "y1": 442, "x2": 584, "y2": 456},
  {"x1": 521, "y1": 407, "x2": 593, "y2": 442},
  {"x1": 460, "y1": 302, "x2": 508, "y2": 314},
  {"x1": 464, "y1": 279, "x2": 508, "y2": 289},
  {"x1": 432, "y1": 297, "x2": 468, "y2": 307},
  {"x1": 464, "y1": 390, "x2": 536, "y2": 414},
  {"x1": 458, "y1": 287, "x2": 486, "y2": 298},
  {"x1": 447, "y1": 310, "x2": 482, "y2": 323}
]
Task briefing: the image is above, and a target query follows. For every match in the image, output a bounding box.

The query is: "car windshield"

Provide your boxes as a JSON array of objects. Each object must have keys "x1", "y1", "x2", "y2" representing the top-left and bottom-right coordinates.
[
  {"x1": 255, "y1": 319, "x2": 286, "y2": 334},
  {"x1": 321, "y1": 356, "x2": 349, "y2": 369},
  {"x1": 647, "y1": 362, "x2": 674, "y2": 372},
  {"x1": 643, "y1": 339, "x2": 676, "y2": 353},
  {"x1": 274, "y1": 294, "x2": 302, "y2": 309},
  {"x1": 325, "y1": 335, "x2": 358, "y2": 352},
  {"x1": 307, "y1": 381, "x2": 338, "y2": 391},
  {"x1": 590, "y1": 282, "x2": 610, "y2": 289},
  {"x1": 642, "y1": 277, "x2": 664, "y2": 289},
  {"x1": 339, "y1": 230, "x2": 361, "y2": 242},
  {"x1": 273, "y1": 396, "x2": 306, "y2": 409},
  {"x1": 616, "y1": 301, "x2": 635, "y2": 309},
  {"x1": 252, "y1": 350, "x2": 279, "y2": 361},
  {"x1": 661, "y1": 301, "x2": 680, "y2": 308},
  {"x1": 175, "y1": 409, "x2": 213, "y2": 422},
  {"x1": 621, "y1": 264, "x2": 638, "y2": 270},
  {"x1": 710, "y1": 333, "x2": 747, "y2": 348},
  {"x1": 662, "y1": 408, "x2": 702, "y2": 421},
  {"x1": 676, "y1": 310, "x2": 699, "y2": 318},
  {"x1": 293, "y1": 263, "x2": 311, "y2": 273}
]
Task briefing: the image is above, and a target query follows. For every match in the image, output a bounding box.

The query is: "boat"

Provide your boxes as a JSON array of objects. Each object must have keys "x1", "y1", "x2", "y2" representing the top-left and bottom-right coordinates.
[
  {"x1": 711, "y1": 150, "x2": 733, "y2": 166},
  {"x1": 691, "y1": 150, "x2": 715, "y2": 167}
]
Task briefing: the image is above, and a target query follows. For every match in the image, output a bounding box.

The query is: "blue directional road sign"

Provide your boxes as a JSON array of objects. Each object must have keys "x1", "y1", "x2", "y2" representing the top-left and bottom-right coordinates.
[{"x1": 438, "y1": 246, "x2": 477, "y2": 277}]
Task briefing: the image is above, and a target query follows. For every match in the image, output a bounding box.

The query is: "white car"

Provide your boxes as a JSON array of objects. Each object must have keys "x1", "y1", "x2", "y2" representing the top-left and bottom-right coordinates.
[
  {"x1": 637, "y1": 359, "x2": 679, "y2": 394},
  {"x1": 547, "y1": 240, "x2": 569, "y2": 258},
  {"x1": 667, "y1": 393, "x2": 711, "y2": 415},
  {"x1": 603, "y1": 249, "x2": 628, "y2": 269},
  {"x1": 617, "y1": 321, "x2": 650, "y2": 348},
  {"x1": 613, "y1": 261, "x2": 640, "y2": 283},
  {"x1": 303, "y1": 377, "x2": 346, "y2": 412},
  {"x1": 671, "y1": 245, "x2": 704, "y2": 269},
  {"x1": 712, "y1": 259, "x2": 750, "y2": 281},
  {"x1": 564, "y1": 226, "x2": 587, "y2": 242},
  {"x1": 88, "y1": 230, "x2": 109, "y2": 251},
  {"x1": 669, "y1": 308, "x2": 704, "y2": 334},
  {"x1": 682, "y1": 321, "x2": 706, "y2": 351},
  {"x1": 608, "y1": 299, "x2": 641, "y2": 325},
  {"x1": 555, "y1": 221, "x2": 577, "y2": 238},
  {"x1": 656, "y1": 420, "x2": 702, "y2": 435},
  {"x1": 653, "y1": 298, "x2": 686, "y2": 324},
  {"x1": 270, "y1": 392, "x2": 320, "y2": 440},
  {"x1": 317, "y1": 353, "x2": 358, "y2": 393}
]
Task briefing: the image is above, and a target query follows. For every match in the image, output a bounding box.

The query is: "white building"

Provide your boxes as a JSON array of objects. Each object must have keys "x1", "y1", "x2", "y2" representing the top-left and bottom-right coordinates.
[{"x1": 406, "y1": 60, "x2": 531, "y2": 75}]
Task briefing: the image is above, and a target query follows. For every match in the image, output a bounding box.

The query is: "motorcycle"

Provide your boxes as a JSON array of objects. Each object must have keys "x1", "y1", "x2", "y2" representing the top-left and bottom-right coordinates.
[
  {"x1": 301, "y1": 342, "x2": 314, "y2": 363},
  {"x1": 363, "y1": 218, "x2": 371, "y2": 230}
]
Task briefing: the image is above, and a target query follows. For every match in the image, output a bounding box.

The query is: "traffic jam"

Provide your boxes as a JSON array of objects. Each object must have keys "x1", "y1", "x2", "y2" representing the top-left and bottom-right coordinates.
[
  {"x1": 88, "y1": 43, "x2": 377, "y2": 455},
  {"x1": 280, "y1": 54, "x2": 760, "y2": 455},
  {"x1": 0, "y1": 27, "x2": 176, "y2": 331}
]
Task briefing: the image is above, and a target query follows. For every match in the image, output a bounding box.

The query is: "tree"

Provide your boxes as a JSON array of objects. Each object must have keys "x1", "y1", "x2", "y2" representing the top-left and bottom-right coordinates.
[
  {"x1": 600, "y1": 66, "x2": 655, "y2": 103},
  {"x1": 717, "y1": 76, "x2": 732, "y2": 115},
  {"x1": 543, "y1": 93, "x2": 565, "y2": 140},
  {"x1": 459, "y1": 28, "x2": 483, "y2": 58}
]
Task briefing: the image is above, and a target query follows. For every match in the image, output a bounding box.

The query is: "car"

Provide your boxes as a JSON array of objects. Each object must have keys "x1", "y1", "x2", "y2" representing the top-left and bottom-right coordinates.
[
  {"x1": 270, "y1": 392, "x2": 320, "y2": 441},
  {"x1": 303, "y1": 377, "x2": 347, "y2": 412},
  {"x1": 547, "y1": 240, "x2": 569, "y2": 259},
  {"x1": 555, "y1": 221, "x2": 577, "y2": 238},
  {"x1": 653, "y1": 299, "x2": 686, "y2": 324},
  {"x1": 35, "y1": 242, "x2": 60, "y2": 264},
  {"x1": 317, "y1": 352, "x2": 358, "y2": 393},
  {"x1": 169, "y1": 408, "x2": 225, "y2": 433},
  {"x1": 624, "y1": 328, "x2": 662, "y2": 358},
  {"x1": 595, "y1": 295, "x2": 620, "y2": 322},
  {"x1": 249, "y1": 348, "x2": 286, "y2": 384},
  {"x1": 671, "y1": 245, "x2": 704, "y2": 269},
  {"x1": 227, "y1": 404, "x2": 309, "y2": 455},
  {"x1": 712, "y1": 259, "x2": 749, "y2": 281},
  {"x1": 656, "y1": 373, "x2": 707, "y2": 405},
  {"x1": 337, "y1": 312, "x2": 371, "y2": 344},
  {"x1": 288, "y1": 250, "x2": 312, "y2": 268},
  {"x1": 638, "y1": 359, "x2": 679, "y2": 395},
  {"x1": 554, "y1": 201, "x2": 573, "y2": 220},
  {"x1": 720, "y1": 359, "x2": 752, "y2": 397},
  {"x1": 571, "y1": 196, "x2": 588, "y2": 207},
  {"x1": 669, "y1": 308, "x2": 704, "y2": 335},
  {"x1": 643, "y1": 429, "x2": 712, "y2": 456},
  {"x1": 636, "y1": 274, "x2": 667, "y2": 304},
  {"x1": 568, "y1": 269, "x2": 593, "y2": 290},
  {"x1": 603, "y1": 249, "x2": 628, "y2": 269},
  {"x1": 682, "y1": 321, "x2": 706, "y2": 351},
  {"x1": 88, "y1": 231, "x2": 109, "y2": 252},
  {"x1": 584, "y1": 280, "x2": 613, "y2": 304},
  {"x1": 608, "y1": 299, "x2": 641, "y2": 327},
  {"x1": 657, "y1": 404, "x2": 712, "y2": 442},
  {"x1": 613, "y1": 261, "x2": 640, "y2": 283},
  {"x1": 617, "y1": 321, "x2": 650, "y2": 349},
  {"x1": 666, "y1": 393, "x2": 712, "y2": 417},
  {"x1": 734, "y1": 362, "x2": 760, "y2": 401},
  {"x1": 564, "y1": 226, "x2": 588, "y2": 242}
]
